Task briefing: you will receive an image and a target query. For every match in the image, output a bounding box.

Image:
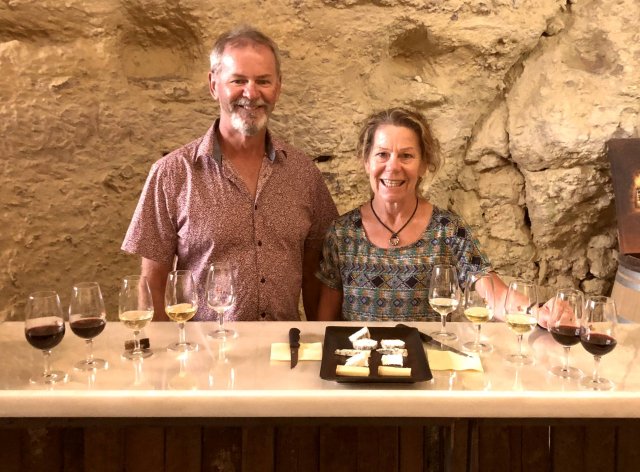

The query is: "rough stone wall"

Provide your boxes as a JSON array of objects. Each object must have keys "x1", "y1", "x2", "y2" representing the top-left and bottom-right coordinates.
[{"x1": 1, "y1": 0, "x2": 638, "y2": 320}]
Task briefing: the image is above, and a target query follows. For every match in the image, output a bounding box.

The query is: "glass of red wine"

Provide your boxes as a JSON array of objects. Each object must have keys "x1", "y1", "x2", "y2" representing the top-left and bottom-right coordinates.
[
  {"x1": 579, "y1": 296, "x2": 617, "y2": 390},
  {"x1": 24, "y1": 291, "x2": 67, "y2": 384},
  {"x1": 69, "y1": 282, "x2": 108, "y2": 371},
  {"x1": 547, "y1": 288, "x2": 584, "y2": 379}
]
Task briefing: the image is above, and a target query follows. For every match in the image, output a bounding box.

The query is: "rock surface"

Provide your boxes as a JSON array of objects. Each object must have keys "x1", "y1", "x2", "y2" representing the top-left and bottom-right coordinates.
[{"x1": 1, "y1": 0, "x2": 638, "y2": 320}]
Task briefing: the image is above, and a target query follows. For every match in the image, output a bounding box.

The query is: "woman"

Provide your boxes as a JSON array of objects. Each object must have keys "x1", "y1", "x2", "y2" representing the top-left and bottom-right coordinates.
[{"x1": 316, "y1": 107, "x2": 509, "y2": 322}]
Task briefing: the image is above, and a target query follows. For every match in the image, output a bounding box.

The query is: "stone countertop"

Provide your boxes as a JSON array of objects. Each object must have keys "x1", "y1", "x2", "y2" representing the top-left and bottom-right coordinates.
[{"x1": 1, "y1": 321, "x2": 639, "y2": 419}]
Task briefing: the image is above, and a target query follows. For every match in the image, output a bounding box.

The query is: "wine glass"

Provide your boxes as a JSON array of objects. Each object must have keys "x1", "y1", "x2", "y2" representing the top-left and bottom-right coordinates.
[
  {"x1": 462, "y1": 270, "x2": 494, "y2": 352},
  {"x1": 579, "y1": 296, "x2": 617, "y2": 390},
  {"x1": 547, "y1": 288, "x2": 584, "y2": 379},
  {"x1": 205, "y1": 263, "x2": 237, "y2": 339},
  {"x1": 428, "y1": 264, "x2": 460, "y2": 341},
  {"x1": 24, "y1": 291, "x2": 67, "y2": 384},
  {"x1": 165, "y1": 270, "x2": 199, "y2": 352},
  {"x1": 118, "y1": 275, "x2": 154, "y2": 360},
  {"x1": 504, "y1": 279, "x2": 538, "y2": 365},
  {"x1": 69, "y1": 282, "x2": 108, "y2": 370}
]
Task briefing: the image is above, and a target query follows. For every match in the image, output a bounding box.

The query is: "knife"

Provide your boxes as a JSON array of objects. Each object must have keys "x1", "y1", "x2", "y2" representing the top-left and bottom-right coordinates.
[
  {"x1": 395, "y1": 323, "x2": 473, "y2": 358},
  {"x1": 289, "y1": 328, "x2": 301, "y2": 368}
]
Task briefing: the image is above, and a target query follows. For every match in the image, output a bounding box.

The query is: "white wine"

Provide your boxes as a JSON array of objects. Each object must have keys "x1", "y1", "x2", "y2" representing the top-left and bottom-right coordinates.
[
  {"x1": 464, "y1": 306, "x2": 491, "y2": 324},
  {"x1": 505, "y1": 313, "x2": 537, "y2": 335},
  {"x1": 166, "y1": 303, "x2": 197, "y2": 323},
  {"x1": 429, "y1": 297, "x2": 459, "y2": 316},
  {"x1": 119, "y1": 310, "x2": 153, "y2": 330}
]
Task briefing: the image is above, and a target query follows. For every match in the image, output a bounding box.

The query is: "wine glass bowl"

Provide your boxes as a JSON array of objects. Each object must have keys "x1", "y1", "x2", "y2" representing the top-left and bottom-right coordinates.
[
  {"x1": 69, "y1": 282, "x2": 108, "y2": 371},
  {"x1": 428, "y1": 264, "x2": 460, "y2": 341},
  {"x1": 463, "y1": 271, "x2": 494, "y2": 352},
  {"x1": 504, "y1": 279, "x2": 538, "y2": 365},
  {"x1": 547, "y1": 288, "x2": 583, "y2": 379},
  {"x1": 165, "y1": 270, "x2": 199, "y2": 352},
  {"x1": 119, "y1": 275, "x2": 154, "y2": 360},
  {"x1": 579, "y1": 296, "x2": 617, "y2": 390},
  {"x1": 206, "y1": 263, "x2": 237, "y2": 339},
  {"x1": 24, "y1": 290, "x2": 67, "y2": 384}
]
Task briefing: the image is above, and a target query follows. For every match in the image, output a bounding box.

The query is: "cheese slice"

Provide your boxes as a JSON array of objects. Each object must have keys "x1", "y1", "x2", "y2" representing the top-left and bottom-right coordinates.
[
  {"x1": 378, "y1": 366, "x2": 412, "y2": 377},
  {"x1": 336, "y1": 365, "x2": 370, "y2": 377}
]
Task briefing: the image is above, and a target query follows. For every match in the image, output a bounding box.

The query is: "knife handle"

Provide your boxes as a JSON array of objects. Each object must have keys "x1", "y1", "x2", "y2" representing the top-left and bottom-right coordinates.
[{"x1": 289, "y1": 328, "x2": 300, "y2": 347}]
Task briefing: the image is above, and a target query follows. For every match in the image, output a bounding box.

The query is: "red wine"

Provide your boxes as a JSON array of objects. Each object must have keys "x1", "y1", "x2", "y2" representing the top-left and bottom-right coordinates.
[
  {"x1": 549, "y1": 325, "x2": 581, "y2": 347},
  {"x1": 580, "y1": 332, "x2": 617, "y2": 356},
  {"x1": 25, "y1": 324, "x2": 65, "y2": 350},
  {"x1": 70, "y1": 318, "x2": 106, "y2": 339}
]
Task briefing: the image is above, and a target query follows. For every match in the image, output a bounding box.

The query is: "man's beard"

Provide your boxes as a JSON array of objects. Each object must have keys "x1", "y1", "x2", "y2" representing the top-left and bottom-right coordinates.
[{"x1": 229, "y1": 98, "x2": 270, "y2": 136}]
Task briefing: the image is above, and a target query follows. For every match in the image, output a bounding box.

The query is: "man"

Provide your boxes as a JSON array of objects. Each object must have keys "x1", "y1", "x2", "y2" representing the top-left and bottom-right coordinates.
[{"x1": 122, "y1": 26, "x2": 337, "y2": 321}]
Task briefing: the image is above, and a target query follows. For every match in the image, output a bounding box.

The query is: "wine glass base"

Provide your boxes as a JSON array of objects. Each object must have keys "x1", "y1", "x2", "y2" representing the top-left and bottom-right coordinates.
[
  {"x1": 74, "y1": 358, "x2": 108, "y2": 371},
  {"x1": 549, "y1": 365, "x2": 582, "y2": 379},
  {"x1": 507, "y1": 353, "x2": 533, "y2": 365},
  {"x1": 462, "y1": 341, "x2": 492, "y2": 353},
  {"x1": 30, "y1": 370, "x2": 68, "y2": 385},
  {"x1": 580, "y1": 376, "x2": 614, "y2": 391},
  {"x1": 167, "y1": 341, "x2": 199, "y2": 352},
  {"x1": 208, "y1": 329, "x2": 237, "y2": 340},
  {"x1": 122, "y1": 349, "x2": 153, "y2": 360},
  {"x1": 429, "y1": 330, "x2": 458, "y2": 341}
]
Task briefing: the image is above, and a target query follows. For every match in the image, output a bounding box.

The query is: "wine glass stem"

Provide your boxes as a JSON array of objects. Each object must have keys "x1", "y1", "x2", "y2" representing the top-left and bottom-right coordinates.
[
  {"x1": 517, "y1": 334, "x2": 523, "y2": 357},
  {"x1": 440, "y1": 313, "x2": 447, "y2": 333},
  {"x1": 42, "y1": 350, "x2": 52, "y2": 377},
  {"x1": 85, "y1": 339, "x2": 94, "y2": 363},
  {"x1": 178, "y1": 322, "x2": 186, "y2": 345},
  {"x1": 475, "y1": 324, "x2": 482, "y2": 346},
  {"x1": 132, "y1": 330, "x2": 141, "y2": 354},
  {"x1": 592, "y1": 355, "x2": 602, "y2": 382},
  {"x1": 218, "y1": 309, "x2": 225, "y2": 332},
  {"x1": 562, "y1": 346, "x2": 570, "y2": 371}
]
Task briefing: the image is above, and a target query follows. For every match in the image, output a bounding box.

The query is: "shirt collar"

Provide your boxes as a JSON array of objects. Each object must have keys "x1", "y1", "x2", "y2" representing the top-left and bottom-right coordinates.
[{"x1": 198, "y1": 119, "x2": 280, "y2": 164}]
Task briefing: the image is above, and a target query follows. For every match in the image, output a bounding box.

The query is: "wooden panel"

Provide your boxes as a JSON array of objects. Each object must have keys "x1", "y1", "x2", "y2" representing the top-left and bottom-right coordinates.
[
  {"x1": 84, "y1": 426, "x2": 124, "y2": 472},
  {"x1": 399, "y1": 425, "x2": 423, "y2": 472},
  {"x1": 0, "y1": 428, "x2": 23, "y2": 472},
  {"x1": 584, "y1": 425, "x2": 616, "y2": 472},
  {"x1": 202, "y1": 426, "x2": 242, "y2": 472},
  {"x1": 551, "y1": 424, "x2": 584, "y2": 471},
  {"x1": 275, "y1": 426, "x2": 319, "y2": 472},
  {"x1": 319, "y1": 426, "x2": 358, "y2": 472},
  {"x1": 356, "y1": 425, "x2": 398, "y2": 472},
  {"x1": 617, "y1": 423, "x2": 640, "y2": 472},
  {"x1": 125, "y1": 426, "x2": 165, "y2": 472},
  {"x1": 242, "y1": 426, "x2": 274, "y2": 472},
  {"x1": 166, "y1": 426, "x2": 202, "y2": 472},
  {"x1": 23, "y1": 427, "x2": 63, "y2": 472},
  {"x1": 424, "y1": 424, "x2": 445, "y2": 472},
  {"x1": 62, "y1": 428, "x2": 85, "y2": 472},
  {"x1": 476, "y1": 422, "x2": 514, "y2": 471},
  {"x1": 448, "y1": 420, "x2": 470, "y2": 472},
  {"x1": 521, "y1": 425, "x2": 550, "y2": 472}
]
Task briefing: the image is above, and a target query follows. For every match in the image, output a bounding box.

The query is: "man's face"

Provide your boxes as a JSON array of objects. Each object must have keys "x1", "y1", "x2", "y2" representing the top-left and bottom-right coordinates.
[{"x1": 209, "y1": 43, "x2": 281, "y2": 136}]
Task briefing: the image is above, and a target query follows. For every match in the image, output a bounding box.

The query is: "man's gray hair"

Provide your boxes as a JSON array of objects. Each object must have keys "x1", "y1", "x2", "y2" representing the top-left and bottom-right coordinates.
[{"x1": 209, "y1": 25, "x2": 281, "y2": 79}]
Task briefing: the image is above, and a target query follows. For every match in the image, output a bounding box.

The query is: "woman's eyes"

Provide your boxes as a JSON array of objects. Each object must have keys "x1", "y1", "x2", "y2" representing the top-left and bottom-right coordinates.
[{"x1": 373, "y1": 152, "x2": 415, "y2": 160}]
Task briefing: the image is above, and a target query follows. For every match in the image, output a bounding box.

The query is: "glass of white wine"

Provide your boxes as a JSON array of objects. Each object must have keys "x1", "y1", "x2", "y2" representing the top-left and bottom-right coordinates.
[
  {"x1": 428, "y1": 264, "x2": 460, "y2": 341},
  {"x1": 165, "y1": 269, "x2": 199, "y2": 352},
  {"x1": 463, "y1": 270, "x2": 494, "y2": 352},
  {"x1": 118, "y1": 275, "x2": 154, "y2": 360},
  {"x1": 205, "y1": 262, "x2": 237, "y2": 339},
  {"x1": 504, "y1": 279, "x2": 538, "y2": 365}
]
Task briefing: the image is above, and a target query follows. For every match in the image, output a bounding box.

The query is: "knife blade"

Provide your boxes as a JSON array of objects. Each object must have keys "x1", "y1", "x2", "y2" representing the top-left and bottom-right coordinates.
[
  {"x1": 395, "y1": 323, "x2": 473, "y2": 358},
  {"x1": 289, "y1": 328, "x2": 301, "y2": 368}
]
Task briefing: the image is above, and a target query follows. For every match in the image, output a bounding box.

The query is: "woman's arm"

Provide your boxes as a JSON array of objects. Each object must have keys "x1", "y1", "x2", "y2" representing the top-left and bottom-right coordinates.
[{"x1": 316, "y1": 283, "x2": 342, "y2": 321}]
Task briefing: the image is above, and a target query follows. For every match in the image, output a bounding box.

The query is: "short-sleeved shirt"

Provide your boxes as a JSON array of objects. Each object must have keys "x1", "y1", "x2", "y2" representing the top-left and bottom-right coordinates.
[
  {"x1": 316, "y1": 206, "x2": 491, "y2": 321},
  {"x1": 122, "y1": 121, "x2": 338, "y2": 321}
]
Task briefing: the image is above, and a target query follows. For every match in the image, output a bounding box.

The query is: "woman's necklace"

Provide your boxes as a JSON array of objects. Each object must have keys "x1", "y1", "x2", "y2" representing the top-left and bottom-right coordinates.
[{"x1": 370, "y1": 197, "x2": 419, "y2": 247}]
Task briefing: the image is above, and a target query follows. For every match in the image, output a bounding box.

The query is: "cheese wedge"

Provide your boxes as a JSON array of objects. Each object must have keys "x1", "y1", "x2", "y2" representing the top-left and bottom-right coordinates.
[
  {"x1": 336, "y1": 365, "x2": 370, "y2": 377},
  {"x1": 378, "y1": 366, "x2": 412, "y2": 377}
]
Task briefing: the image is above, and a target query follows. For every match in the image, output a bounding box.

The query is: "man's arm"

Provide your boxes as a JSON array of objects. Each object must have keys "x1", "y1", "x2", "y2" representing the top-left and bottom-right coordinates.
[
  {"x1": 316, "y1": 283, "x2": 342, "y2": 321},
  {"x1": 301, "y1": 248, "x2": 322, "y2": 320},
  {"x1": 141, "y1": 257, "x2": 171, "y2": 321}
]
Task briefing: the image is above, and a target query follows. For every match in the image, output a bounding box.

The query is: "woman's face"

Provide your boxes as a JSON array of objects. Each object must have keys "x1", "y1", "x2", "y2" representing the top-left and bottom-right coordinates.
[{"x1": 365, "y1": 125, "x2": 426, "y2": 204}]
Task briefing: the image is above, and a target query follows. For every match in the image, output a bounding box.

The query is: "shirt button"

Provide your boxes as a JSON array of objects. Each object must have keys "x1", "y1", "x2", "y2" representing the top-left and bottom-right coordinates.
[
  {"x1": 260, "y1": 277, "x2": 266, "y2": 283},
  {"x1": 254, "y1": 204, "x2": 258, "y2": 210},
  {"x1": 260, "y1": 312, "x2": 266, "y2": 319},
  {"x1": 257, "y1": 240, "x2": 262, "y2": 246}
]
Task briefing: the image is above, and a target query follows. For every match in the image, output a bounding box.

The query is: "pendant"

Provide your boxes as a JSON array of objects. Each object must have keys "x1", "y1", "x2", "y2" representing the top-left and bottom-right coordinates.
[{"x1": 389, "y1": 235, "x2": 400, "y2": 246}]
